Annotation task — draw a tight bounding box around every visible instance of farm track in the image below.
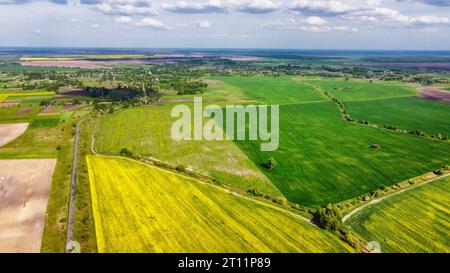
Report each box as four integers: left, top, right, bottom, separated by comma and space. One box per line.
65, 118, 87, 253
342, 172, 450, 223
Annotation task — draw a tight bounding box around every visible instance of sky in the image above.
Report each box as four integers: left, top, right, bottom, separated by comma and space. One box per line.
0, 0, 449, 50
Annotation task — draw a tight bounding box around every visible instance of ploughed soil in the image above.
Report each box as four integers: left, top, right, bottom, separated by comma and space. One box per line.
417, 87, 450, 103
17, 108, 32, 114
0, 159, 57, 253
20, 59, 179, 69
42, 105, 55, 113
0, 101, 20, 108
0, 123, 28, 147
63, 104, 85, 111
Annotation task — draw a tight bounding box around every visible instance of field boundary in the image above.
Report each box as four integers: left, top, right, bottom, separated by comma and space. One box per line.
90, 123, 315, 221
92, 148, 314, 227
310, 83, 449, 143
342, 172, 450, 223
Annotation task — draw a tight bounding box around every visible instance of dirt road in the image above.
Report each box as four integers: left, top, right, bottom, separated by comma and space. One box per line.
343, 173, 450, 223
65, 119, 87, 253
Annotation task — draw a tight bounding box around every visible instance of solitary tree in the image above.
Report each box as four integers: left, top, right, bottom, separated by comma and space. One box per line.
264, 157, 277, 170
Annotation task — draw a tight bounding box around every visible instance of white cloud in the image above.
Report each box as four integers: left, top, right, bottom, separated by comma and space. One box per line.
236, 0, 281, 14
287, 0, 356, 16
115, 16, 132, 24
358, 15, 377, 22
305, 16, 327, 25
353, 7, 449, 25
412, 15, 449, 24
196, 19, 211, 28
399, 0, 450, 7
161, 0, 228, 13
135, 17, 172, 30
262, 16, 357, 32
96, 1, 158, 15
299, 25, 358, 32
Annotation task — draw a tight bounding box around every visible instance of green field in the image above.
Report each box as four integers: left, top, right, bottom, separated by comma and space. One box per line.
233, 102, 450, 206
163, 78, 251, 103
211, 76, 328, 104
87, 155, 353, 253
347, 176, 450, 253
304, 79, 418, 101
96, 76, 450, 206
95, 105, 280, 196
345, 97, 450, 136
30, 117, 61, 128
0, 106, 40, 123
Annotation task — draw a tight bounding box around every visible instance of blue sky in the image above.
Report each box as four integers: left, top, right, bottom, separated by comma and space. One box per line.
0, 0, 449, 49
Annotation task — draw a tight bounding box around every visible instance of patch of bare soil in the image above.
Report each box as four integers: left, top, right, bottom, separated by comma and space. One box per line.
0, 123, 28, 147
62, 104, 84, 111
20, 60, 104, 69
417, 87, 450, 103
57, 89, 85, 96
204, 80, 224, 85
0, 101, 20, 108
20, 60, 152, 69
17, 108, 31, 114
42, 105, 55, 113
0, 159, 57, 253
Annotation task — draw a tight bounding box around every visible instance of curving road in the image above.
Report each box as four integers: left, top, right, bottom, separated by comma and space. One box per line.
342, 172, 450, 223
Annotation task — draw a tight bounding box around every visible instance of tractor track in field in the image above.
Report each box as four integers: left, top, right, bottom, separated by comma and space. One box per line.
342, 172, 450, 223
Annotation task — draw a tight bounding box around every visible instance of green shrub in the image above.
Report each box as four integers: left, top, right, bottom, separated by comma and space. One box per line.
264, 157, 277, 170
176, 165, 186, 172
120, 148, 133, 157
247, 188, 263, 197
273, 196, 288, 206
313, 204, 343, 232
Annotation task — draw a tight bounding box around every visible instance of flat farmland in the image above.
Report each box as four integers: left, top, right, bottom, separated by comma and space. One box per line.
0, 159, 57, 252
0, 123, 28, 147
210, 76, 328, 104
0, 106, 40, 123
95, 105, 280, 196
345, 97, 450, 136
234, 102, 450, 206
163, 78, 252, 104
87, 155, 353, 253
305, 79, 418, 101
347, 176, 450, 253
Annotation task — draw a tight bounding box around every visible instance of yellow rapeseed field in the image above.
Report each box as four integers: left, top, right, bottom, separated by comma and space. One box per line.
348, 176, 450, 253
87, 155, 354, 253
0, 95, 7, 103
